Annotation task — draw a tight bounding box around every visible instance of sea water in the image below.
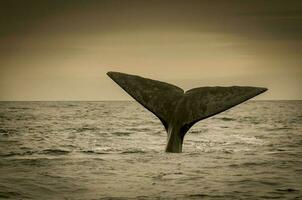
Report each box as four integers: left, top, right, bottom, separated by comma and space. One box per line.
0, 101, 301, 199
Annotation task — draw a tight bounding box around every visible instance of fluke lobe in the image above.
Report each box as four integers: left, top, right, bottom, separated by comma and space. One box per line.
107, 71, 267, 153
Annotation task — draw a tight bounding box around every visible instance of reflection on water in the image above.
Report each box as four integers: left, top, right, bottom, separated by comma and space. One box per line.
0, 101, 301, 199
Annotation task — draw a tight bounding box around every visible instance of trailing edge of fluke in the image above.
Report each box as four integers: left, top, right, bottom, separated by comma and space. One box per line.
107, 71, 267, 153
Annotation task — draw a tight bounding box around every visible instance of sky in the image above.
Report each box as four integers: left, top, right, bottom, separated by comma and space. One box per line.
0, 0, 301, 100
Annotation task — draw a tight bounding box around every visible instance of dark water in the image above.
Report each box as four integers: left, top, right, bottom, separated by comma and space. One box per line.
0, 101, 301, 199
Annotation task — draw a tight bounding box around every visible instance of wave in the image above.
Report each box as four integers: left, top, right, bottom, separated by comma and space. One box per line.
76, 126, 100, 132
0, 191, 23, 199
41, 149, 70, 155
187, 194, 235, 199
0, 128, 18, 135
1, 149, 71, 157
216, 117, 236, 121
126, 127, 152, 132
189, 129, 208, 134
0, 151, 35, 157
111, 131, 132, 136
276, 188, 299, 192
187, 194, 210, 198
8, 107, 31, 110
121, 149, 146, 154
81, 150, 109, 155
265, 127, 293, 132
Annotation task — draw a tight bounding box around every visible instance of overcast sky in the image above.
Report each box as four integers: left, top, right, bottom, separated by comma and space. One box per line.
0, 0, 301, 100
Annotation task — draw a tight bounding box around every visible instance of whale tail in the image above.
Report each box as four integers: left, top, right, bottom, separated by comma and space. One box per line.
107, 71, 267, 152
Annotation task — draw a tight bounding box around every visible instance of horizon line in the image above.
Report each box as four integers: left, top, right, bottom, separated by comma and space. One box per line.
0, 99, 301, 102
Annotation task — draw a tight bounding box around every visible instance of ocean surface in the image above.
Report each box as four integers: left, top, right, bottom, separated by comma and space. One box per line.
0, 101, 301, 200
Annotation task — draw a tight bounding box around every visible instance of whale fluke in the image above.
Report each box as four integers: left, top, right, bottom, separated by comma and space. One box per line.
107, 71, 184, 130
107, 71, 267, 153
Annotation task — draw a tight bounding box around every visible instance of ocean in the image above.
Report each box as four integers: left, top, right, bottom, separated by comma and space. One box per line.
0, 101, 301, 199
